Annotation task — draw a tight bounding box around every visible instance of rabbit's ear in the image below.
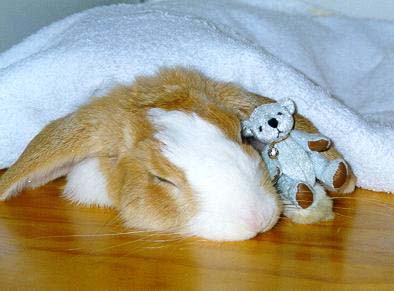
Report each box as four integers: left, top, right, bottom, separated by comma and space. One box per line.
0, 113, 103, 201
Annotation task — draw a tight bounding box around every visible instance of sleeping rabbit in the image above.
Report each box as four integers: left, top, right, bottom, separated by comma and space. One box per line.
0, 67, 356, 241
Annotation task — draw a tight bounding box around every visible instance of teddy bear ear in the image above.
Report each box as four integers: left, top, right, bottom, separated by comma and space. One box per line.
280, 99, 296, 114
241, 120, 254, 137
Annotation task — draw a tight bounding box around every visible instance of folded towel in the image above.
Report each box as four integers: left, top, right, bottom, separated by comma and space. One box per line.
0, 0, 393, 192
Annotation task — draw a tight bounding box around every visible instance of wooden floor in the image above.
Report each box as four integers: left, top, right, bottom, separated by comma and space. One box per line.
0, 177, 393, 290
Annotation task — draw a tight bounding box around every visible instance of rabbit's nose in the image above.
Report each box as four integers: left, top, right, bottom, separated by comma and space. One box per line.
240, 210, 264, 233
268, 118, 278, 128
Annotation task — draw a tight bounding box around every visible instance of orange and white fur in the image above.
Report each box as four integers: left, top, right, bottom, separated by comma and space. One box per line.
0, 68, 356, 241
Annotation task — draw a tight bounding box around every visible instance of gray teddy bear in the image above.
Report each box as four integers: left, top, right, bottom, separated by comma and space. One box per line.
242, 99, 348, 223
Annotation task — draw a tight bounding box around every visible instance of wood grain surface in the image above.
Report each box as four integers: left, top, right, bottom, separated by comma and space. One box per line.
0, 176, 393, 290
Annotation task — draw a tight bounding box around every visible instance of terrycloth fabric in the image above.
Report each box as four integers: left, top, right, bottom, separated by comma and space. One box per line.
0, 0, 393, 192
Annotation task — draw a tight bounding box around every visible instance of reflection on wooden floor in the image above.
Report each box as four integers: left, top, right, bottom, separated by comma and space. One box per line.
0, 176, 393, 289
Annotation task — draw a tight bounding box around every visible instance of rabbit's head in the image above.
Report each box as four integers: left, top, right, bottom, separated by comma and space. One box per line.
0, 68, 281, 241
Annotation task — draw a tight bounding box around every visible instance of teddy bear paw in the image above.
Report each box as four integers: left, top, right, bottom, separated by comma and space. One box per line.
296, 183, 314, 209
338, 170, 357, 194
308, 139, 330, 152
333, 161, 348, 189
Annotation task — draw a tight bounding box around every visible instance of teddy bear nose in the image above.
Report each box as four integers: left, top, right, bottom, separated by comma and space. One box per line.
268, 118, 278, 128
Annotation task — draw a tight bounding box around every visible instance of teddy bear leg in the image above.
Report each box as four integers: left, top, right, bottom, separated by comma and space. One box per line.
338, 170, 357, 194
276, 176, 313, 209
320, 159, 348, 190
283, 183, 334, 224
309, 152, 348, 190
295, 183, 314, 209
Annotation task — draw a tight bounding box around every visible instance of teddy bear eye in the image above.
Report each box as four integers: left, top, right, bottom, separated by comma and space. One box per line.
277, 112, 283, 115
259, 126, 263, 132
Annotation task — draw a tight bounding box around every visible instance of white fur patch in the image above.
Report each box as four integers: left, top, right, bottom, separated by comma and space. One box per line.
149, 109, 279, 241
64, 158, 112, 207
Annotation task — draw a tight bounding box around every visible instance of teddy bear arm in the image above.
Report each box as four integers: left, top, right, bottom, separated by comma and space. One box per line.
291, 117, 354, 192
276, 175, 298, 202
291, 130, 331, 152
292, 111, 342, 159
261, 152, 280, 178
308, 138, 331, 152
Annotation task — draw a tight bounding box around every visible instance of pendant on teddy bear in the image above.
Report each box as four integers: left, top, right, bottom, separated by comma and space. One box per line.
267, 144, 279, 159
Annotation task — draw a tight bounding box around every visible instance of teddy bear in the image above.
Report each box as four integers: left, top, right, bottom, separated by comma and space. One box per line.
242, 99, 349, 224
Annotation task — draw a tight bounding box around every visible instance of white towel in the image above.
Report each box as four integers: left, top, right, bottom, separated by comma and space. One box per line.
0, 0, 393, 192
